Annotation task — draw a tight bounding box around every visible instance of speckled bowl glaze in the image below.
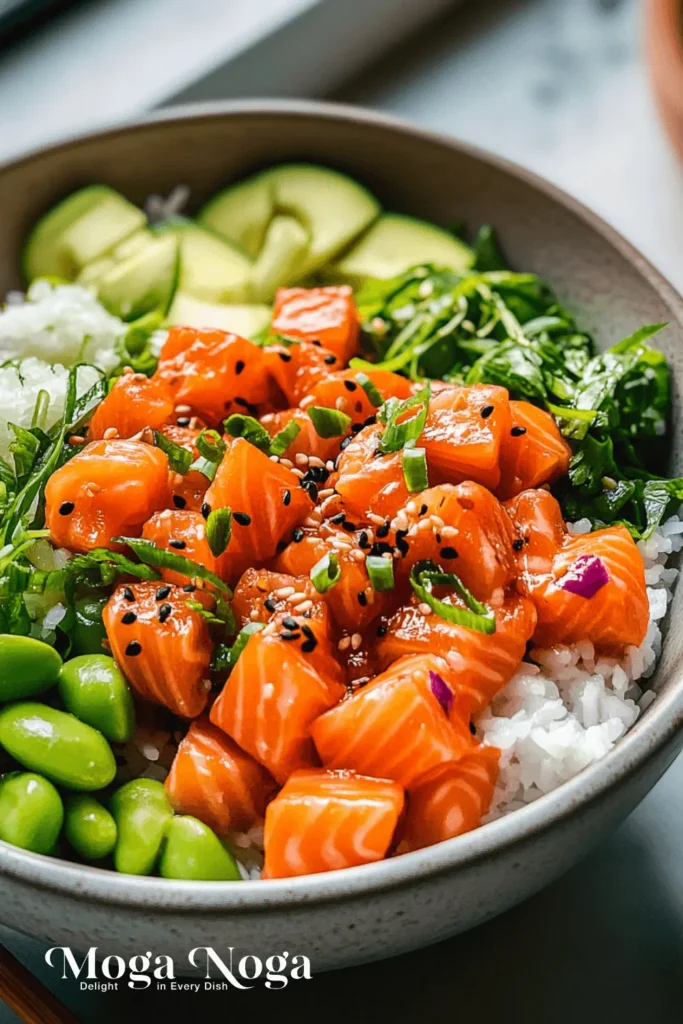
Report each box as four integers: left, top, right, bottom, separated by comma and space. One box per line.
1, 101, 683, 973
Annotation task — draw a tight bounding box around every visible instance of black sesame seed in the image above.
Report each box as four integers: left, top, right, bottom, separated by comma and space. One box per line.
340, 436, 353, 451
358, 531, 370, 549
177, 417, 191, 427
302, 481, 318, 502
370, 541, 393, 557
419, 504, 428, 517
292, 527, 304, 542
363, 415, 377, 428
301, 624, 315, 641
311, 339, 322, 347
324, 354, 336, 365
201, 503, 211, 519
182, 583, 197, 592
301, 638, 317, 653
59, 501, 75, 516
357, 592, 368, 607
480, 405, 494, 419
278, 352, 292, 363
169, 539, 186, 549
282, 616, 299, 631
435, 533, 441, 545
511, 426, 527, 437
173, 495, 187, 509
351, 423, 364, 434
469, 721, 477, 736
342, 520, 356, 533
344, 380, 358, 392
395, 537, 410, 557
440, 546, 459, 560
512, 538, 524, 551
158, 603, 172, 624
264, 598, 277, 613
331, 513, 346, 525
156, 585, 172, 601
280, 631, 301, 641
125, 640, 142, 657
234, 512, 252, 526
376, 523, 390, 539
396, 528, 409, 541
234, 397, 258, 416
121, 611, 137, 625
123, 587, 135, 602
276, 540, 287, 553
235, 360, 245, 375
282, 489, 291, 507
376, 624, 387, 638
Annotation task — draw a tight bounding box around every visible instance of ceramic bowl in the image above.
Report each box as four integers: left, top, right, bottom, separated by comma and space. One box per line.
1, 101, 683, 973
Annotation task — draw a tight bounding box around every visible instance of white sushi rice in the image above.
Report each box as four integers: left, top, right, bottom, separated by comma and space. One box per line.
477, 516, 683, 819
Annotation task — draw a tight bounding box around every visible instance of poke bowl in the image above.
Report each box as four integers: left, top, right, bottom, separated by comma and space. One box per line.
0, 100, 683, 972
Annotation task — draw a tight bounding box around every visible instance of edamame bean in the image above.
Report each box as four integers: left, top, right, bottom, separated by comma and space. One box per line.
111, 778, 173, 876
0, 772, 64, 854
64, 794, 117, 860
58, 654, 134, 744
70, 595, 108, 656
0, 703, 116, 790
0, 635, 62, 701
159, 815, 241, 881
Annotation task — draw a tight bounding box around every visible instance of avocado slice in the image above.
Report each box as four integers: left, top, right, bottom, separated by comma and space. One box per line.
83, 231, 179, 321
250, 215, 309, 302
154, 218, 252, 303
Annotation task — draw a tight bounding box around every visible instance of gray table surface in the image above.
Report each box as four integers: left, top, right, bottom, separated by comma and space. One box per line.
4, 0, 683, 1020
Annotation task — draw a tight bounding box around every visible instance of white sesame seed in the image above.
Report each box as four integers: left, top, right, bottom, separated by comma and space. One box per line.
279, 458, 294, 469
291, 469, 305, 479
68, 435, 85, 446
308, 456, 325, 469
274, 586, 295, 599
288, 591, 308, 605
317, 488, 335, 500
418, 519, 432, 532
405, 501, 418, 516
102, 427, 119, 440
350, 549, 365, 562
418, 603, 432, 617
295, 600, 313, 614
270, 455, 280, 462
351, 633, 363, 650
304, 516, 322, 528
202, 678, 212, 692
367, 513, 386, 526
325, 461, 336, 472
338, 636, 351, 651
440, 526, 458, 539
249, 609, 261, 621
429, 515, 444, 529
335, 397, 346, 411
295, 453, 309, 467
175, 404, 192, 414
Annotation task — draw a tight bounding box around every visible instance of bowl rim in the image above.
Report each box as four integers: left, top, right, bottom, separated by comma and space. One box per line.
2, 97, 683, 912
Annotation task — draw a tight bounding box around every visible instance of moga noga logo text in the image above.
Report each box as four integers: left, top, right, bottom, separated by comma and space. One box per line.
45, 946, 312, 991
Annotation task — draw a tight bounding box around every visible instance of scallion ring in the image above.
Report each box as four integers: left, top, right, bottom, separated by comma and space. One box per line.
307, 406, 352, 439
310, 552, 341, 593
409, 560, 496, 633
366, 554, 395, 592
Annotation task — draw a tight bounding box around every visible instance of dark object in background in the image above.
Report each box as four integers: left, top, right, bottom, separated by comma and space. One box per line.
0, 0, 92, 47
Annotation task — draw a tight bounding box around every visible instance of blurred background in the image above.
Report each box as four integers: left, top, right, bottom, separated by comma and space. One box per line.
3, 0, 683, 1020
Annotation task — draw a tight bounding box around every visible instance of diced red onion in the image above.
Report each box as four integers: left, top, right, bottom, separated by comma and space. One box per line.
429, 670, 453, 715
557, 554, 610, 599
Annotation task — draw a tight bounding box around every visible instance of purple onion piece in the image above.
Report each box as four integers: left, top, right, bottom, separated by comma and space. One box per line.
557, 554, 610, 599
429, 670, 454, 715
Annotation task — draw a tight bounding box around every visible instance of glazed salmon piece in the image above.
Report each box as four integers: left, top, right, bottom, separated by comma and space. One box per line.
522, 527, 649, 652
333, 424, 410, 522
142, 509, 231, 585
300, 369, 414, 426
155, 327, 279, 425
507, 489, 649, 651
505, 488, 566, 569
159, 424, 209, 513
420, 384, 511, 490
210, 629, 345, 784
202, 438, 313, 578
311, 655, 473, 788
496, 401, 571, 500
376, 593, 537, 717
401, 747, 500, 852
104, 581, 211, 718
260, 407, 342, 464
88, 372, 174, 440
266, 340, 340, 407
262, 769, 404, 879
45, 439, 171, 554
272, 285, 359, 365
394, 481, 518, 601
273, 524, 395, 633
165, 717, 277, 835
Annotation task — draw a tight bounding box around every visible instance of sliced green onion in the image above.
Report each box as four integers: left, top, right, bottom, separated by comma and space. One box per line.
206, 507, 232, 557
310, 552, 341, 593
269, 419, 301, 457
366, 554, 395, 592
31, 390, 50, 431
307, 406, 352, 439
113, 536, 232, 595
190, 429, 226, 481
378, 383, 431, 454
402, 445, 428, 492
354, 372, 383, 408
154, 430, 192, 475
224, 413, 271, 453
409, 560, 496, 634
211, 621, 264, 673
66, 548, 161, 585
